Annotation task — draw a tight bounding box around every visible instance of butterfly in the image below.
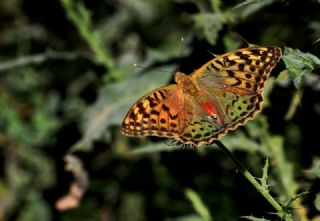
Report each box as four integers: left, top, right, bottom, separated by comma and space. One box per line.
121, 46, 282, 147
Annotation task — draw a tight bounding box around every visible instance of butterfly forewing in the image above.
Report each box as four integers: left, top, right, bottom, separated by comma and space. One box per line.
194, 47, 282, 95
121, 85, 185, 139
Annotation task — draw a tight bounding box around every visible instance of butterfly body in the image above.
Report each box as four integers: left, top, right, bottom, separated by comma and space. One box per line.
122, 46, 282, 147
175, 71, 222, 124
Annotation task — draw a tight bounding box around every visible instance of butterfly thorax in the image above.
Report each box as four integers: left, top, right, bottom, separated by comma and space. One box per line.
175, 71, 219, 122
175, 71, 198, 96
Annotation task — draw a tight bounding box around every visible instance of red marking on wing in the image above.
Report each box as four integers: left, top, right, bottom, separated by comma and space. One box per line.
201, 101, 216, 116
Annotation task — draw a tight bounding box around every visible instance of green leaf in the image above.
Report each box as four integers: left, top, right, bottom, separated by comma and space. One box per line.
0, 51, 87, 73
118, 193, 145, 221
283, 191, 309, 210
147, 33, 191, 62
185, 188, 212, 221
16, 191, 51, 221
231, 0, 275, 20
284, 90, 302, 121
261, 158, 269, 190
60, 0, 119, 79
165, 214, 205, 221
72, 66, 174, 152
266, 135, 299, 199
315, 193, 320, 212
241, 216, 271, 221
210, 0, 222, 13
282, 47, 320, 88
309, 157, 320, 179
193, 13, 223, 45
218, 132, 261, 153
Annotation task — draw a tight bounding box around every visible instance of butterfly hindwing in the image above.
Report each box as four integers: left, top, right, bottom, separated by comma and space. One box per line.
174, 86, 263, 146
176, 93, 224, 145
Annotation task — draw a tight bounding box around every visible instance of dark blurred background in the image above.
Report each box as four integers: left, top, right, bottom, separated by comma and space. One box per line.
0, 0, 320, 220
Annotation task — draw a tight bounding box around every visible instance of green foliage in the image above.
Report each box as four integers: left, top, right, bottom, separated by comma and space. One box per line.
193, 13, 224, 45
309, 157, 320, 179
282, 47, 320, 88
73, 66, 174, 152
232, 0, 276, 20
260, 158, 269, 191
242, 216, 271, 221
185, 188, 212, 221
60, 0, 120, 81
1, 0, 320, 221
315, 193, 320, 212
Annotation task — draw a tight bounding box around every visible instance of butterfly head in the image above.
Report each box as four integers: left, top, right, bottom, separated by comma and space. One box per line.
175, 71, 199, 96
174, 71, 187, 84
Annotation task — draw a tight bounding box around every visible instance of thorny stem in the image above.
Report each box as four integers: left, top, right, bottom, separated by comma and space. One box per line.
214, 140, 294, 221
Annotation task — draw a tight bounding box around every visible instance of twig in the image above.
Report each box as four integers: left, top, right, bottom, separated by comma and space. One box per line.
214, 140, 294, 221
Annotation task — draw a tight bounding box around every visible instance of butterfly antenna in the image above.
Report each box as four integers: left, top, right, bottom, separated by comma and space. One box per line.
206, 49, 218, 58
178, 37, 184, 71
133, 64, 171, 74
236, 34, 258, 48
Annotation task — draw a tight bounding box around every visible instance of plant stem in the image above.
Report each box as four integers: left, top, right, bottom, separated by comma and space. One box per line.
214, 140, 293, 221
60, 0, 121, 81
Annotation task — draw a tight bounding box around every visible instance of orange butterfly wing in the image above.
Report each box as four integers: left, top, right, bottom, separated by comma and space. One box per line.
121, 85, 185, 139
